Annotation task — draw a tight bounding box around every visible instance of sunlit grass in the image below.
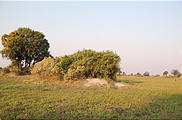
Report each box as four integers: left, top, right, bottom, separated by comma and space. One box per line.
0, 75, 182, 119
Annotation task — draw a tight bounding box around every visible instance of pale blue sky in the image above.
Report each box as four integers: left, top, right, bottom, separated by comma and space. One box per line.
0, 1, 182, 75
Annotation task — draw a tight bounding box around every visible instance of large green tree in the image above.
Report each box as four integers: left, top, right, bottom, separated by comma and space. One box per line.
0, 28, 51, 71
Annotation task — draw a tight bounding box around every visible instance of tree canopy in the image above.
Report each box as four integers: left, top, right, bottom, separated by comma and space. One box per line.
163, 71, 168, 76
0, 27, 51, 71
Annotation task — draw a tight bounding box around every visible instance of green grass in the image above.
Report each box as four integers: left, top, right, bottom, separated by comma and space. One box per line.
0, 75, 182, 119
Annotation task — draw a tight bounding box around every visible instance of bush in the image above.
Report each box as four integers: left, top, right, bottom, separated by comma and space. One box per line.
136, 72, 141, 76
143, 72, 150, 76
2, 67, 10, 74
56, 50, 120, 80
64, 66, 86, 80
171, 69, 181, 77
31, 57, 60, 77
31, 50, 120, 80
176, 73, 181, 77
0, 67, 2, 69
9, 62, 19, 73
2, 61, 31, 75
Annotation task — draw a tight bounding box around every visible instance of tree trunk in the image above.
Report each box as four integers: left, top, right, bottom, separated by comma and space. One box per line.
18, 61, 21, 72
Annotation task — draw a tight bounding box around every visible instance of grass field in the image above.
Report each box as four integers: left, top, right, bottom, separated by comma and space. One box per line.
0, 74, 182, 119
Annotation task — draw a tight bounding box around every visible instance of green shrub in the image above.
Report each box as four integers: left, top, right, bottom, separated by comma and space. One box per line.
56, 55, 75, 74
0, 67, 2, 69
31, 50, 120, 80
31, 57, 58, 77
64, 66, 86, 80
56, 49, 120, 80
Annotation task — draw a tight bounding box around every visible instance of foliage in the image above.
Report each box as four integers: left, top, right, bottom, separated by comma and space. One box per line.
31, 57, 59, 77
171, 69, 181, 77
8, 61, 19, 73
0, 27, 51, 71
56, 50, 120, 80
136, 72, 141, 76
0, 67, 2, 69
163, 71, 168, 76
117, 69, 122, 76
64, 66, 86, 80
143, 72, 150, 76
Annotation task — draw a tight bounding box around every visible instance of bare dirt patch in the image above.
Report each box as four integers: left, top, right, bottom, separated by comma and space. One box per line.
84, 78, 126, 88
84, 78, 110, 87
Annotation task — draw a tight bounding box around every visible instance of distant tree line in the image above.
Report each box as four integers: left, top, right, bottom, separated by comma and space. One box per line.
118, 70, 181, 77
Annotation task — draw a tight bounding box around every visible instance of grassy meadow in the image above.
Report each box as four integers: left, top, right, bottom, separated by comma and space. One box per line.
0, 74, 182, 119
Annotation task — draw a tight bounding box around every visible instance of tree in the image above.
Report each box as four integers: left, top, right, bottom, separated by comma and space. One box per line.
0, 28, 51, 71
136, 72, 141, 76
122, 72, 126, 76
171, 69, 181, 77
163, 71, 168, 76
143, 72, 150, 76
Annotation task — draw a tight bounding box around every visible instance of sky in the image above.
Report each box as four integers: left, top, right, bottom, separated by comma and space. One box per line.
0, 1, 182, 75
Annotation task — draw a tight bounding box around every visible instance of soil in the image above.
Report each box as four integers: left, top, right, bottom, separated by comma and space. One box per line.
84, 78, 126, 88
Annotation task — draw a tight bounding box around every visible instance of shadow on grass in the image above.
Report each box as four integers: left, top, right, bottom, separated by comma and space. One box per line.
116, 79, 143, 84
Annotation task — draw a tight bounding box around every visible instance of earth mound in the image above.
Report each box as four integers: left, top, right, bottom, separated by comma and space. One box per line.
84, 78, 126, 88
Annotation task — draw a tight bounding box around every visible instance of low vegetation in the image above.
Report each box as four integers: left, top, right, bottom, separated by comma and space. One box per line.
31, 50, 120, 80
143, 72, 150, 76
171, 69, 181, 77
0, 75, 182, 119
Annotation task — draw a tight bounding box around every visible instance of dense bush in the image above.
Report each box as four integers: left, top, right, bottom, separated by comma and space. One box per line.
64, 66, 86, 80
56, 50, 120, 80
31, 50, 120, 80
31, 57, 59, 77
143, 72, 150, 76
